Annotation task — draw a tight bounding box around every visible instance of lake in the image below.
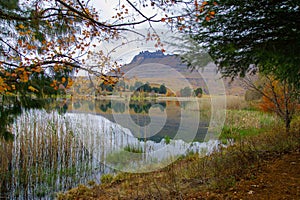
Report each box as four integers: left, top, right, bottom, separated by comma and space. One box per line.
0, 98, 224, 199
69, 99, 212, 142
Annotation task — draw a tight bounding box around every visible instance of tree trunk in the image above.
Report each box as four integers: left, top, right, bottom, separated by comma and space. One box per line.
285, 116, 291, 134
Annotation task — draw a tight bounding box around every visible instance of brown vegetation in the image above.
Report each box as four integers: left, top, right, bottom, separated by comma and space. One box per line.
57, 123, 300, 199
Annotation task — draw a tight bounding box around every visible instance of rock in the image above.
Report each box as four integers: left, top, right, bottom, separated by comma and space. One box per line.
247, 190, 254, 195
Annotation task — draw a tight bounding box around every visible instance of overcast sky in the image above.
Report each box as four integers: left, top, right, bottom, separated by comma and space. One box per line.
89, 1, 183, 64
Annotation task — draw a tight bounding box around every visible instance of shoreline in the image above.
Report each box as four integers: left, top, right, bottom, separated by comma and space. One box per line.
70, 94, 229, 102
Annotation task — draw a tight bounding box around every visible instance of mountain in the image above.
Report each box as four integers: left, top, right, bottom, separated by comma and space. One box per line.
121, 50, 216, 73
118, 50, 246, 96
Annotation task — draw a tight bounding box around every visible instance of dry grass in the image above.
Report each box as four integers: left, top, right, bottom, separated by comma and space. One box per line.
0, 110, 97, 199
225, 96, 249, 110
57, 123, 300, 199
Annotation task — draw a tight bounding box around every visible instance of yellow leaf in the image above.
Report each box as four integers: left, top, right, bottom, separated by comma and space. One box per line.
28, 86, 38, 92
66, 78, 73, 89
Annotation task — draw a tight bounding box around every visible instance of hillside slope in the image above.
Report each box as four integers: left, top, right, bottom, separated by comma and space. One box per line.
118, 50, 246, 96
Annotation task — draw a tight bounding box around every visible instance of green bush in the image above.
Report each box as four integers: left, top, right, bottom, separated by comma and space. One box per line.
164, 135, 171, 144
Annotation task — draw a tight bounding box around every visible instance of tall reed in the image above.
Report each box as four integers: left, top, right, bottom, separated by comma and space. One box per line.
0, 109, 107, 199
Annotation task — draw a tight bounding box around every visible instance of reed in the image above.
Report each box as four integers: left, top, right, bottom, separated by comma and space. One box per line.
0, 109, 101, 199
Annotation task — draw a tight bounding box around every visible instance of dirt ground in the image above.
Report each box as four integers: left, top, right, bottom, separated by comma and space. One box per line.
58, 148, 300, 200
187, 150, 300, 200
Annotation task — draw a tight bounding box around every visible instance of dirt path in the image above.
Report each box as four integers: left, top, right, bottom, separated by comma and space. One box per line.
188, 151, 300, 200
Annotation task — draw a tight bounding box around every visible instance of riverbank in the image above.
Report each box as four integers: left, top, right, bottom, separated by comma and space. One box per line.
71, 93, 217, 102
57, 123, 300, 199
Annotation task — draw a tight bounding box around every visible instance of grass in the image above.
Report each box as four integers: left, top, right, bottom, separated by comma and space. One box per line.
105, 144, 145, 172
100, 174, 114, 184
226, 96, 250, 110
123, 144, 144, 153
225, 109, 278, 129
219, 109, 279, 144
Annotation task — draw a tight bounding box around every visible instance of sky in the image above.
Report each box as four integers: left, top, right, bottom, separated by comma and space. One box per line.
73, 0, 191, 77
90, 0, 184, 64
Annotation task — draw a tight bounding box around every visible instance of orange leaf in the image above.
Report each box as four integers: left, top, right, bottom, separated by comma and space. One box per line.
61, 77, 66, 83
18, 39, 22, 46
18, 24, 25, 29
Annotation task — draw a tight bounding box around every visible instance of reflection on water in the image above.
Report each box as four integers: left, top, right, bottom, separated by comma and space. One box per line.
68, 99, 211, 142
0, 98, 216, 199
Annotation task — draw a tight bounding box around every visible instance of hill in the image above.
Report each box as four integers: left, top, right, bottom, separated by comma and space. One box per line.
118, 50, 246, 96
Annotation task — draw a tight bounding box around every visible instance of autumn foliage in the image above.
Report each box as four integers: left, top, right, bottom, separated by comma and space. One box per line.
259, 78, 298, 110
256, 76, 299, 131
0, 0, 135, 96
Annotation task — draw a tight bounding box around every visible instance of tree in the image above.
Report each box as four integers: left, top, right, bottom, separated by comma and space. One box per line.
100, 82, 113, 93
0, 0, 91, 95
180, 86, 192, 97
175, 0, 300, 90
159, 84, 167, 94
194, 87, 203, 97
139, 82, 152, 93
244, 75, 300, 133
151, 87, 160, 93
